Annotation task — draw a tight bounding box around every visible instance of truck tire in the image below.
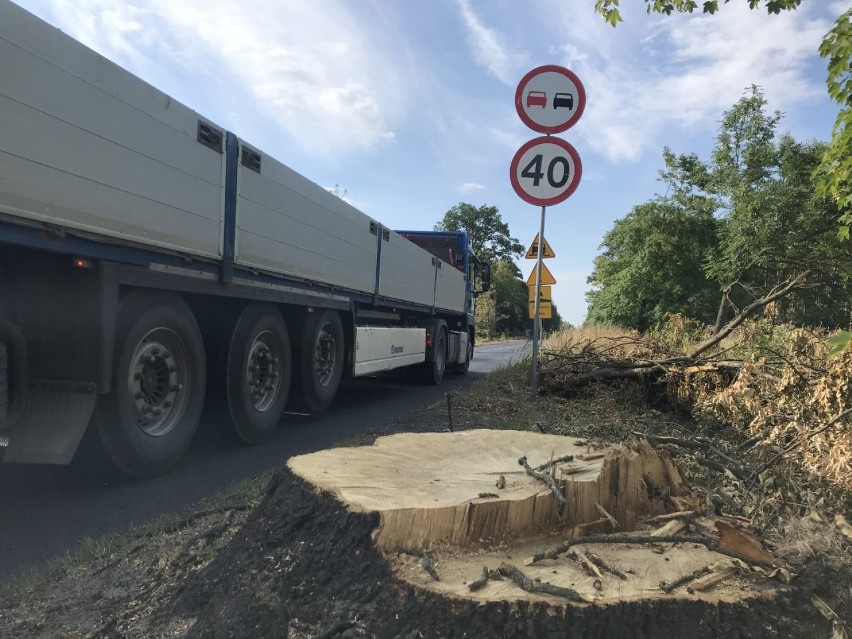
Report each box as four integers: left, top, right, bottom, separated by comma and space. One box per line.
291, 309, 344, 413
453, 332, 473, 375
224, 303, 292, 444
421, 325, 447, 385
89, 291, 206, 477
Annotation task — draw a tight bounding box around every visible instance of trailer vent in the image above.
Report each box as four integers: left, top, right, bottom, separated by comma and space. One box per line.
370, 221, 378, 235
382, 229, 390, 242
197, 121, 224, 153
241, 147, 262, 173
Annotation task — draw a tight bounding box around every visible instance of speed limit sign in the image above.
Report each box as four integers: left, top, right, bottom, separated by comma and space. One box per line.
509, 136, 582, 206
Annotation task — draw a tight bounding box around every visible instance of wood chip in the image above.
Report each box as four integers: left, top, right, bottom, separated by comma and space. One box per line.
835, 513, 852, 540
557, 465, 585, 477
568, 550, 604, 580
714, 519, 777, 565
595, 503, 619, 530
643, 510, 699, 525
576, 452, 606, 461
651, 519, 687, 537
691, 562, 738, 592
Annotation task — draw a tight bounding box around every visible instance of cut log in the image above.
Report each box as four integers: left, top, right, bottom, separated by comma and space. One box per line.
288, 430, 684, 550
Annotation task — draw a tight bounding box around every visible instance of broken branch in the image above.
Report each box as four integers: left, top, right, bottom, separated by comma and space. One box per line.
526, 533, 776, 569
660, 566, 711, 593
583, 549, 627, 580
468, 566, 489, 592
498, 562, 585, 602
518, 455, 566, 515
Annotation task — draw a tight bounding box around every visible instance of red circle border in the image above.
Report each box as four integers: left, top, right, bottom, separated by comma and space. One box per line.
514, 65, 586, 134
510, 136, 583, 207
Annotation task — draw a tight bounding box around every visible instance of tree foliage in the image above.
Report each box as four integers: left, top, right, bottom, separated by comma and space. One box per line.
435, 203, 524, 266
815, 9, 852, 240
594, 2, 851, 240
477, 261, 564, 337
587, 90, 852, 331
673, 89, 851, 327
586, 198, 719, 331
594, 0, 801, 27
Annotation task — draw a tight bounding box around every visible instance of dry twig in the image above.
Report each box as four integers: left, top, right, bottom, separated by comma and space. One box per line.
518, 455, 566, 515
498, 562, 585, 602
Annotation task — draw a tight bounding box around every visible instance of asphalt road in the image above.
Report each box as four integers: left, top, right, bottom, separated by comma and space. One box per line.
0, 340, 528, 580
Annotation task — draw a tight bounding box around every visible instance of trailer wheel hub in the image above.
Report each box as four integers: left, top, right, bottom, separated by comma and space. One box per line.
128, 328, 189, 437
314, 323, 337, 387
247, 331, 282, 412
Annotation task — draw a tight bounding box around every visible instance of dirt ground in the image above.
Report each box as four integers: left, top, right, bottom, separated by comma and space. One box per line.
0, 390, 847, 638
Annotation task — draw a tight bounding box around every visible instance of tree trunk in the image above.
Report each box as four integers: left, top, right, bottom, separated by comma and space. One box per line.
713, 291, 731, 335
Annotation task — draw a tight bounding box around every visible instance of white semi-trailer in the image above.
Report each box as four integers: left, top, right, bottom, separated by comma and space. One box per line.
0, 1, 489, 476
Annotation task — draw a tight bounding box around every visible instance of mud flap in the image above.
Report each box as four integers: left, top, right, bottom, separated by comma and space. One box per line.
2, 380, 97, 464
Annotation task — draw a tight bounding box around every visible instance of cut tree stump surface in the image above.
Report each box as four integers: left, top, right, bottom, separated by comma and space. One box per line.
286, 430, 782, 608
288, 430, 684, 550
170, 454, 819, 638
392, 537, 759, 604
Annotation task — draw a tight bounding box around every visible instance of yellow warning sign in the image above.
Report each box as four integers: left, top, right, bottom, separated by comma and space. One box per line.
526, 263, 557, 286
528, 285, 552, 318
524, 233, 556, 259
529, 300, 552, 319
528, 285, 551, 303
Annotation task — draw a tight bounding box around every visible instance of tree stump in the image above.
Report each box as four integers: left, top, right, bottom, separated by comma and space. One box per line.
288, 430, 684, 551
174, 429, 823, 638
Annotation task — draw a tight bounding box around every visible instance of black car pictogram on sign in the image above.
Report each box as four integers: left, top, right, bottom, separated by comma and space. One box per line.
553, 92, 573, 109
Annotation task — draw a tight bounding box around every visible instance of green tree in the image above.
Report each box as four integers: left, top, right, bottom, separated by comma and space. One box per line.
475, 292, 497, 340
490, 261, 529, 335
594, 2, 852, 240
587, 89, 852, 332
666, 89, 852, 327
815, 9, 852, 240
585, 197, 720, 331
436, 203, 524, 266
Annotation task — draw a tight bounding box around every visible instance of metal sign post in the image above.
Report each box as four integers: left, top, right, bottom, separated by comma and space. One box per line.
531, 204, 546, 396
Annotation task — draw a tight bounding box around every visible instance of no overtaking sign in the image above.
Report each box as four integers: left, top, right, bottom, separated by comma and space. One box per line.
515, 65, 586, 134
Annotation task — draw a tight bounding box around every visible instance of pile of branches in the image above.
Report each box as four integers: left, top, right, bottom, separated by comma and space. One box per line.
541, 274, 815, 394
538, 273, 852, 496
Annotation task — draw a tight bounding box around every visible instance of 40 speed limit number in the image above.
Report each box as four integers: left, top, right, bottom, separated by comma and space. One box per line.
509, 136, 582, 207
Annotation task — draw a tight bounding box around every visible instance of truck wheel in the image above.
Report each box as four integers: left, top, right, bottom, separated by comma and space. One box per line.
291, 309, 344, 413
225, 303, 291, 444
453, 333, 473, 375
90, 291, 206, 477
421, 326, 447, 385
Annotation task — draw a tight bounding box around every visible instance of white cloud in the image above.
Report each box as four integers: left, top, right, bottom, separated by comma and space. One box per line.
457, 0, 528, 85
552, 4, 831, 162
456, 182, 486, 194
44, 0, 404, 157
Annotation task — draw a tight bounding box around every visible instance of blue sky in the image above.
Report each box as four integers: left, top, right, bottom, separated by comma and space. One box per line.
12, 0, 849, 325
